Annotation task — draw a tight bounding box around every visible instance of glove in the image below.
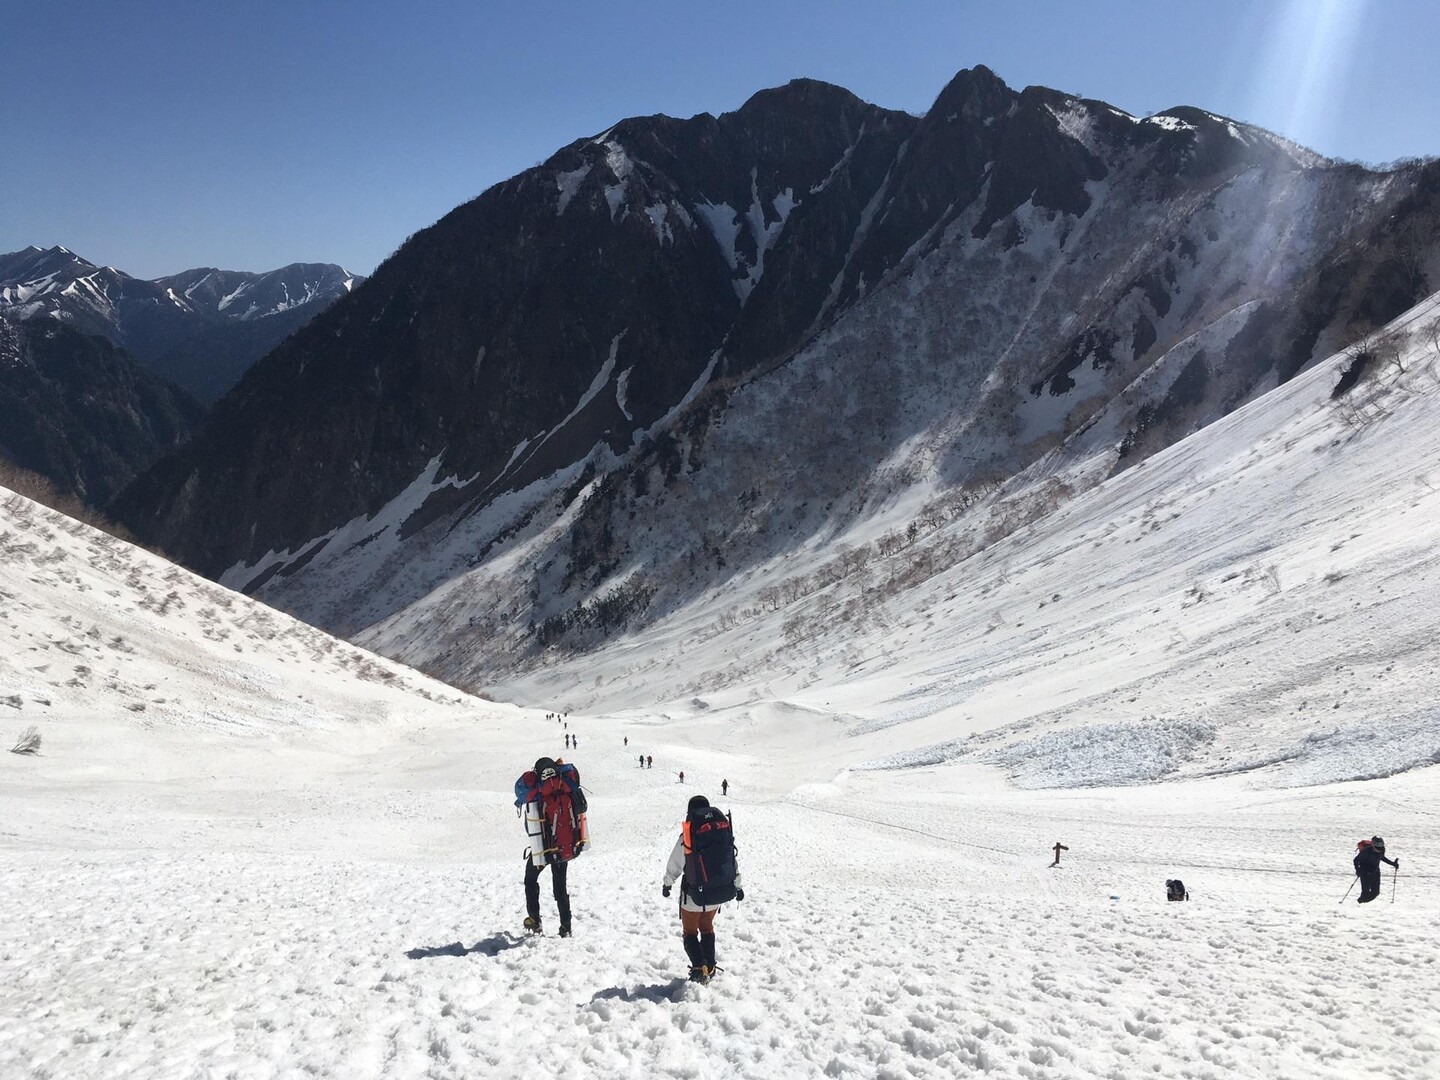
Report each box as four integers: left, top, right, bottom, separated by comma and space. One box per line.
662, 884, 672, 898
735, 888, 745, 902
1393, 859, 1400, 869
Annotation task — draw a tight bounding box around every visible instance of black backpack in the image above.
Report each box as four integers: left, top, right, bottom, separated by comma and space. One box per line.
1166, 879, 1188, 901
683, 807, 738, 905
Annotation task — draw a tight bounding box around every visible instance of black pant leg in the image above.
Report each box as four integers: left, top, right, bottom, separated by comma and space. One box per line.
552, 860, 572, 927
524, 860, 542, 919
1358, 873, 1381, 902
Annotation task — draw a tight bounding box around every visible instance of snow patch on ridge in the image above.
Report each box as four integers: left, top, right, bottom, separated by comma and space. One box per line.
1145, 114, 1196, 133
602, 141, 634, 221
567, 332, 624, 429
811, 127, 864, 195
220, 454, 476, 595
695, 179, 799, 303
643, 203, 673, 244
694, 201, 741, 271
556, 164, 591, 215
1047, 101, 1100, 152
616, 366, 634, 421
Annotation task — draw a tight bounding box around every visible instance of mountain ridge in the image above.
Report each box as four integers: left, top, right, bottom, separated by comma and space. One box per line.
0, 317, 202, 506
109, 67, 1440, 691
0, 246, 361, 403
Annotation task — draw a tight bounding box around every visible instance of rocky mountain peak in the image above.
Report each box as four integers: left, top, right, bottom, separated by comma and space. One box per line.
927, 64, 1014, 123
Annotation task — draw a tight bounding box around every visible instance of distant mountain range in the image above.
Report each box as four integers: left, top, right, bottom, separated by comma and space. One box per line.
109, 67, 1440, 694
0, 246, 360, 403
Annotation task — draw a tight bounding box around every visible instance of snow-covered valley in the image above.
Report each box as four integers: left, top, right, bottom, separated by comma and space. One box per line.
4, 297, 1440, 1078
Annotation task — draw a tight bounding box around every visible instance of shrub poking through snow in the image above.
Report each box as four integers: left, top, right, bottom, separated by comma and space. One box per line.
10, 725, 40, 755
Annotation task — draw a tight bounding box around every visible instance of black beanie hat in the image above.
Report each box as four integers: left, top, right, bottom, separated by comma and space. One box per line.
687, 794, 710, 816
535, 757, 558, 778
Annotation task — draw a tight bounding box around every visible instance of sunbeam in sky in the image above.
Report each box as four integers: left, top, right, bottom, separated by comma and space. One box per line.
1249, 0, 1366, 156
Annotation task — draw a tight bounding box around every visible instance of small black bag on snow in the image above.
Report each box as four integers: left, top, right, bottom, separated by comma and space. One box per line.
683, 807, 738, 905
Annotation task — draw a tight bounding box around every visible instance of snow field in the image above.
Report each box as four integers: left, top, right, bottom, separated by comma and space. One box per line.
5, 719, 1438, 1080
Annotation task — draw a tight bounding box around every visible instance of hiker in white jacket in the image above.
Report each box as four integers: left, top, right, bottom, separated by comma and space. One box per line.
662, 794, 743, 982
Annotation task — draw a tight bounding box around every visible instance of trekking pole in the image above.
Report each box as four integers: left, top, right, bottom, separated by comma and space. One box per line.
1339, 876, 1358, 904
1391, 865, 1399, 903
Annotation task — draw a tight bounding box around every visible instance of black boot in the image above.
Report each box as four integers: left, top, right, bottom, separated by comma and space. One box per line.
683, 934, 704, 980
700, 932, 718, 978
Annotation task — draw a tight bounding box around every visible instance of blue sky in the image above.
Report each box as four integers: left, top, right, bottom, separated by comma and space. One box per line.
3, 0, 1434, 279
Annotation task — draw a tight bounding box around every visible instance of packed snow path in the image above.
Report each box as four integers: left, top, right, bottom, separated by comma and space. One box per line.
4, 722, 1437, 1080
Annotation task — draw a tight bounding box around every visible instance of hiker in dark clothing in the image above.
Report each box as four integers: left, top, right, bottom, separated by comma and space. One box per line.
639, 753, 645, 767
721, 779, 728, 797
1354, 836, 1399, 903
647, 755, 653, 769
663, 794, 743, 982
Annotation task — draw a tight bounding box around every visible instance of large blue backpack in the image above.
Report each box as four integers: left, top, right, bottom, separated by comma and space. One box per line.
683, 807, 737, 905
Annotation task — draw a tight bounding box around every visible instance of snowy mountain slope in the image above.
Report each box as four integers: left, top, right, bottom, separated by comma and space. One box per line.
318, 154, 1428, 678
4, 477, 1439, 1078
0, 246, 360, 402
112, 70, 1440, 694
0, 486, 475, 750
424, 293, 1440, 791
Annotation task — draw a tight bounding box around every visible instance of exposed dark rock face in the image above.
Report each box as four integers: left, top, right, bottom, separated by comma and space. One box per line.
108, 68, 1440, 684
0, 247, 359, 403
0, 318, 202, 505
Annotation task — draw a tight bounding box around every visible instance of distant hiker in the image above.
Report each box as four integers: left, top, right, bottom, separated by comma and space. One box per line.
564, 733, 570, 749
1166, 879, 1189, 901
721, 779, 729, 797
1354, 836, 1399, 903
573, 736, 579, 749
679, 771, 685, 784
647, 755, 653, 769
514, 756, 588, 937
639, 753, 645, 768
625, 736, 629, 747
1051, 842, 1068, 867
662, 794, 743, 983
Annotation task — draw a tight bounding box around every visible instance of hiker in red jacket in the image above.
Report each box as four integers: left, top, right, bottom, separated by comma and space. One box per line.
515, 757, 588, 936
